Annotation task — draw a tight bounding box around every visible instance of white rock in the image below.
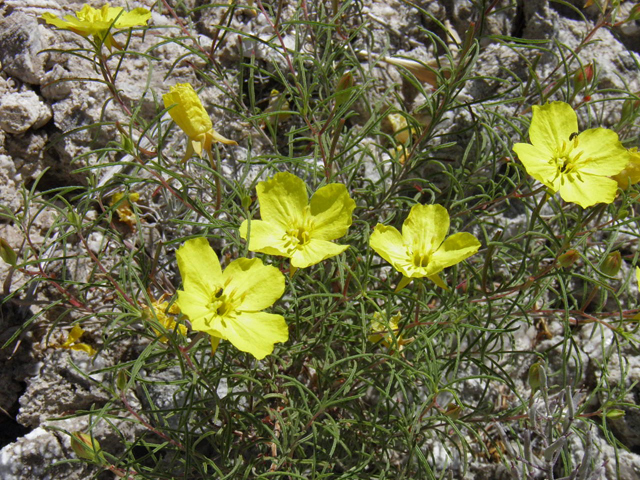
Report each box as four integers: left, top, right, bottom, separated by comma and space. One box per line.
0, 91, 52, 134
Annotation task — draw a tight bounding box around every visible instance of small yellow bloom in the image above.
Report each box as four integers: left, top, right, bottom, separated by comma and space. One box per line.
163, 83, 237, 163
61, 325, 97, 356
369, 204, 480, 289
385, 113, 413, 144
41, 4, 151, 51
613, 148, 640, 189
262, 89, 291, 127
513, 101, 630, 208
176, 238, 288, 360
109, 192, 140, 227
239, 172, 356, 269
143, 299, 186, 343
368, 312, 413, 350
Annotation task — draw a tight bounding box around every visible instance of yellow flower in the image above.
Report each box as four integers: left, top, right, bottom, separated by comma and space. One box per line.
385, 113, 413, 144
512, 101, 629, 208
239, 172, 356, 269
368, 312, 413, 350
613, 148, 640, 189
41, 3, 151, 51
61, 325, 97, 356
176, 238, 288, 360
163, 83, 237, 162
369, 204, 480, 289
143, 299, 186, 343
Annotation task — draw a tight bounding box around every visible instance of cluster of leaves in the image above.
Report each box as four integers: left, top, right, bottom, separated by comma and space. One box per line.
2, 1, 640, 479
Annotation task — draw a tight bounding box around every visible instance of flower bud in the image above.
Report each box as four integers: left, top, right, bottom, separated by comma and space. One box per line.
558, 249, 579, 268
443, 402, 462, 420
573, 63, 594, 92
621, 97, 640, 124
528, 361, 546, 393
335, 71, 354, 109
0, 238, 17, 266
116, 369, 129, 392
601, 251, 622, 277
604, 409, 626, 419
70, 432, 103, 462
626, 4, 640, 23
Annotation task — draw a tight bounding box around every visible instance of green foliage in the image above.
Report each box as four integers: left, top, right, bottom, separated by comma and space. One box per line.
3, 0, 640, 478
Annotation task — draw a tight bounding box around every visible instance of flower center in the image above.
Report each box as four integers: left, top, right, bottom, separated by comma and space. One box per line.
410, 249, 431, 269
206, 288, 234, 317
550, 137, 586, 184
285, 227, 311, 247
283, 210, 314, 252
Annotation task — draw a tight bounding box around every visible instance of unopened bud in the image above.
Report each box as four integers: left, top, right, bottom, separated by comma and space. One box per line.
626, 4, 640, 23
443, 402, 462, 420
116, 369, 129, 392
601, 251, 622, 277
558, 249, 579, 268
335, 71, 354, 108
573, 63, 594, 91
528, 361, 546, 393
70, 432, 102, 462
0, 238, 17, 266
604, 409, 625, 419
621, 97, 640, 124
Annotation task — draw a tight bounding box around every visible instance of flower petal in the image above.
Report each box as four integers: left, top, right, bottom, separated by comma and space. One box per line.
163, 83, 213, 140
114, 8, 152, 28
512, 142, 559, 191
573, 128, 630, 176
557, 172, 619, 208
529, 102, 578, 153
222, 258, 285, 311
217, 312, 289, 360
176, 288, 217, 333
256, 172, 307, 229
176, 237, 222, 303
429, 232, 481, 273
369, 224, 412, 276
402, 204, 449, 256
290, 239, 348, 268
309, 183, 356, 241
239, 219, 289, 257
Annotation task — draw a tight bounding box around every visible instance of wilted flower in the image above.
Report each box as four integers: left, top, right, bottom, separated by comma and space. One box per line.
143, 299, 186, 343
369, 204, 480, 290
368, 312, 413, 350
239, 172, 356, 269
110, 192, 139, 227
41, 3, 151, 51
612, 148, 640, 189
262, 89, 291, 127
163, 83, 237, 162
512, 101, 629, 208
176, 238, 288, 360
61, 325, 97, 356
